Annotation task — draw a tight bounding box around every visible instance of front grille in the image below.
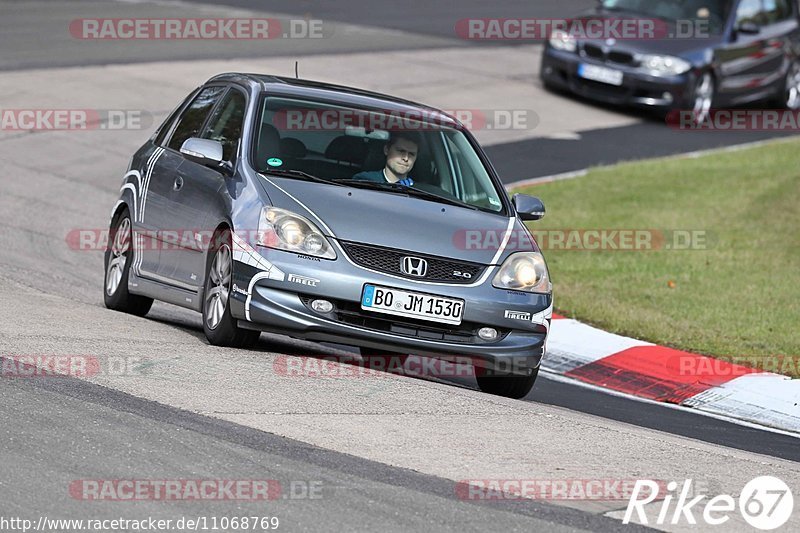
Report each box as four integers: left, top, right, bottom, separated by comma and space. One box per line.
608, 50, 635, 65
581, 44, 635, 66
339, 241, 485, 284
583, 43, 605, 60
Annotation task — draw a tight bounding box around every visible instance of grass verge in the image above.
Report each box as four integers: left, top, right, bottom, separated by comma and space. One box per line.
514, 138, 800, 376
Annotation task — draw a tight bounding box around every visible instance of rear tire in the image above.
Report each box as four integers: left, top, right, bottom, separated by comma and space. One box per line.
476, 366, 539, 399
202, 229, 260, 348
103, 207, 153, 317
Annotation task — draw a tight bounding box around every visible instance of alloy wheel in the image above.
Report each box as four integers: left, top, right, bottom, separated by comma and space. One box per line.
204, 243, 232, 330
785, 61, 800, 109
692, 73, 714, 123
105, 217, 130, 296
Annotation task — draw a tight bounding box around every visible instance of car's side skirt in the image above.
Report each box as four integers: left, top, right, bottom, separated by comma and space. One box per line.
129, 270, 203, 313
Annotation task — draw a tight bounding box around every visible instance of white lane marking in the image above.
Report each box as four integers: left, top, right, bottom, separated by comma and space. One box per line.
540, 371, 800, 439
506, 170, 588, 190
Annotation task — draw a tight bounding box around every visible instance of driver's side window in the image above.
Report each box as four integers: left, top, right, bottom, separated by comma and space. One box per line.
166, 85, 226, 153
201, 89, 247, 162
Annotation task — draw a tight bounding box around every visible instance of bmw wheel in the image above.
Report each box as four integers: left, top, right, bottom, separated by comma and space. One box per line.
775, 59, 800, 110
103, 207, 153, 316
202, 229, 261, 348
691, 72, 714, 124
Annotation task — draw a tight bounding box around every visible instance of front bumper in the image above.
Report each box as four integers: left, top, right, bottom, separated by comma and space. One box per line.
541, 46, 693, 109
230, 245, 551, 373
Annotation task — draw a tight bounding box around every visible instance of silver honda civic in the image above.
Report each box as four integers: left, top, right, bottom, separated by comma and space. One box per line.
104, 73, 552, 398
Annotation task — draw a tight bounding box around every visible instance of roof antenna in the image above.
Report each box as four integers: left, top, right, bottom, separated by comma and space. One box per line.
295, 61, 299, 79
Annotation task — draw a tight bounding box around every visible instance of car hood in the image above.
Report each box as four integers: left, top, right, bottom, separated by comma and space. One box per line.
258, 175, 532, 265
573, 11, 723, 58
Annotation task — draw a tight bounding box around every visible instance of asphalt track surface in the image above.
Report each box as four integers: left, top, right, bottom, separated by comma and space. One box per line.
486, 118, 800, 181
2, 375, 646, 532
1, 1, 799, 531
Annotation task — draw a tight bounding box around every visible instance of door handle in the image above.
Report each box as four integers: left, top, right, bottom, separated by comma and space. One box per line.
173, 176, 184, 191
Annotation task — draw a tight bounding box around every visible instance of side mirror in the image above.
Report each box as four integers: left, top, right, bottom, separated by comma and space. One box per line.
736, 21, 760, 35
512, 194, 546, 221
180, 138, 223, 167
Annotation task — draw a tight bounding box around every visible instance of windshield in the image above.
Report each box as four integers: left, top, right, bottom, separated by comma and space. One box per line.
601, 0, 730, 33
252, 96, 506, 213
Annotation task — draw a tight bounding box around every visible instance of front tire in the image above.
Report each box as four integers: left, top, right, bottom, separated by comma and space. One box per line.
202, 230, 260, 348
476, 367, 539, 399
103, 208, 153, 316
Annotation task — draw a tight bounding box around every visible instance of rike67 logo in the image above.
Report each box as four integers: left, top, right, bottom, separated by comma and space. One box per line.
624, 476, 793, 530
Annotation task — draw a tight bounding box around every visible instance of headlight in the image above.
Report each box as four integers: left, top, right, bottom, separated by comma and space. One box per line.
638, 54, 691, 76
549, 30, 577, 53
492, 252, 552, 294
257, 207, 336, 259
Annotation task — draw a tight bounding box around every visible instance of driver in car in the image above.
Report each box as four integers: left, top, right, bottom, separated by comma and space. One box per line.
352, 131, 419, 186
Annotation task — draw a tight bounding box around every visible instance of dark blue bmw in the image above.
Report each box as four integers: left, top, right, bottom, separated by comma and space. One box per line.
541, 0, 800, 120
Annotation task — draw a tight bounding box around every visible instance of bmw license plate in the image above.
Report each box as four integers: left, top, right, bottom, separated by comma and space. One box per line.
361, 285, 464, 325
578, 63, 624, 86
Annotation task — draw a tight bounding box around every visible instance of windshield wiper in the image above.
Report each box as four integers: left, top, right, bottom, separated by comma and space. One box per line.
402, 187, 479, 210
336, 179, 478, 210
335, 179, 412, 195
261, 169, 342, 186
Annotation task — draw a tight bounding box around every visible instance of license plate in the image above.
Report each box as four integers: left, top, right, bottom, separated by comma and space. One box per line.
578, 63, 624, 86
361, 285, 464, 325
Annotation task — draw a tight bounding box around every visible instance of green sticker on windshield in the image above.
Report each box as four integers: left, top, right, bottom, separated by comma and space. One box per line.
267, 158, 283, 167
